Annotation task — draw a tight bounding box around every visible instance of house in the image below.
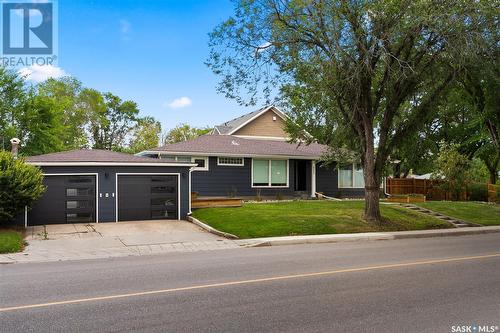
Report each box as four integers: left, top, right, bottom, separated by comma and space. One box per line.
139, 106, 365, 199
20, 149, 195, 226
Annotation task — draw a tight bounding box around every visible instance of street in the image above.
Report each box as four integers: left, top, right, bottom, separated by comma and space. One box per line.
1, 234, 499, 333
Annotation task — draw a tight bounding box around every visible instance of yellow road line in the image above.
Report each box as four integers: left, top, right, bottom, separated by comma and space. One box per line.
1, 253, 499, 313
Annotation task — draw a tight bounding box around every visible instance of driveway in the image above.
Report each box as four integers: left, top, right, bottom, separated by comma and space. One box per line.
2, 220, 255, 263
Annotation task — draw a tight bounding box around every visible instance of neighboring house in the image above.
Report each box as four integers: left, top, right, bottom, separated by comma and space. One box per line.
139, 106, 365, 199
19, 149, 194, 226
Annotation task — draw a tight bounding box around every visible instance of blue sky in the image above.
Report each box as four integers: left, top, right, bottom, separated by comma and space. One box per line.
26, 0, 255, 131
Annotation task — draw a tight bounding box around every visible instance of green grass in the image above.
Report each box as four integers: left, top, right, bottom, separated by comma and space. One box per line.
415, 201, 500, 226
0, 229, 24, 253
192, 201, 451, 238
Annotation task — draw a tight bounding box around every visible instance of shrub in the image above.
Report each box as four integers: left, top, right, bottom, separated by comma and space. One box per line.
0, 151, 45, 224
467, 183, 488, 202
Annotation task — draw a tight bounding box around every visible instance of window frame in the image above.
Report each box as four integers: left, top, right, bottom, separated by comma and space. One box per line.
159, 154, 208, 171
338, 163, 365, 189
217, 157, 245, 166
251, 159, 289, 188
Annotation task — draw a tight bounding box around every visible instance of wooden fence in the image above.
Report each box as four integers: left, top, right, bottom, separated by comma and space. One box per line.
385, 178, 453, 201
488, 184, 500, 203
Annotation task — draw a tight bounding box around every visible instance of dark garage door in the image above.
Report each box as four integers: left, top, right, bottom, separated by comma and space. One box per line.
117, 175, 178, 221
29, 175, 96, 226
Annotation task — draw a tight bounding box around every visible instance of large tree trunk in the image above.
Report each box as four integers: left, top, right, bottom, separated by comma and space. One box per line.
489, 168, 497, 185
362, 130, 382, 223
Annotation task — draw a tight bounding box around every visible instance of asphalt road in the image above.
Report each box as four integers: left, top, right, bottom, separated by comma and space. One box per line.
1, 234, 499, 333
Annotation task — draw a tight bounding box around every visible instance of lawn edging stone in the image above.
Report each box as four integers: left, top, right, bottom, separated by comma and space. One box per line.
187, 215, 239, 239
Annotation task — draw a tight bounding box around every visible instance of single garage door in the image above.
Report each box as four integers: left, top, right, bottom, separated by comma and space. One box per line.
117, 175, 179, 221
29, 175, 96, 225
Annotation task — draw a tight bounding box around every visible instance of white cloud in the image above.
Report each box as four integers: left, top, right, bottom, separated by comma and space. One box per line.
165, 97, 192, 109
18, 65, 66, 82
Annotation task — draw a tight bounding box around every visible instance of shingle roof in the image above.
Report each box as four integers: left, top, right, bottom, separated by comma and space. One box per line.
213, 106, 270, 135
25, 149, 192, 164
148, 135, 327, 158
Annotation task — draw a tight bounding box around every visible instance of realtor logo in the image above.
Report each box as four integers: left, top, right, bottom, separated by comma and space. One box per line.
2, 2, 53, 54
1, 1, 57, 67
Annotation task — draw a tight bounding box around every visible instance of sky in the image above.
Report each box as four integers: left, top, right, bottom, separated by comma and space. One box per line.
13, 0, 256, 131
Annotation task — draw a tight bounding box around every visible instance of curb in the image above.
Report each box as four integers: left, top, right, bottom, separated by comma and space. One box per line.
241, 226, 500, 247
187, 216, 239, 239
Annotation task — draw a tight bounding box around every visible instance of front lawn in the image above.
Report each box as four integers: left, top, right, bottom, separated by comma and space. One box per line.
415, 201, 500, 226
0, 229, 24, 253
192, 201, 451, 238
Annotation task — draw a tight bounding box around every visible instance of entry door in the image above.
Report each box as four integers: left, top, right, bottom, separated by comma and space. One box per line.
117, 175, 178, 221
295, 160, 307, 191
29, 175, 96, 225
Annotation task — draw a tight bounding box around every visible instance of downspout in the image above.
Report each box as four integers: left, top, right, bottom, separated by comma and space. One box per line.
311, 160, 316, 198
188, 167, 194, 215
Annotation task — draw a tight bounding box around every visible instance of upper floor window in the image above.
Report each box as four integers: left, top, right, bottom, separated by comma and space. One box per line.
218, 157, 244, 166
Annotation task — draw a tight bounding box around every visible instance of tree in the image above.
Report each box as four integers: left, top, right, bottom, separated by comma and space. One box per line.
0, 151, 45, 223
37, 77, 89, 149
0, 67, 26, 151
432, 144, 471, 201
162, 123, 211, 144
84, 91, 139, 150
207, 0, 494, 222
16, 94, 67, 156
127, 116, 162, 153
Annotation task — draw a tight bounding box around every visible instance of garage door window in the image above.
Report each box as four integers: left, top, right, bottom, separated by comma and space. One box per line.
66, 188, 92, 196
66, 212, 92, 223
66, 200, 91, 209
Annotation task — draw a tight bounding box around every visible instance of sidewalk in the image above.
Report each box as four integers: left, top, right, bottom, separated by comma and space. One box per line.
1, 225, 499, 264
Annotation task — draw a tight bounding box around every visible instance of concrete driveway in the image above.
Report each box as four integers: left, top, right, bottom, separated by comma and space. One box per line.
3, 220, 250, 263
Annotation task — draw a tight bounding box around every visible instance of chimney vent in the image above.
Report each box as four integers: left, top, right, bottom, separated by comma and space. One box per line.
10, 138, 20, 158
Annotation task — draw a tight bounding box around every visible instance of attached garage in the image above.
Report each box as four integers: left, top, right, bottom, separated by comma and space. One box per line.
29, 174, 97, 225
117, 174, 179, 221
24, 150, 195, 226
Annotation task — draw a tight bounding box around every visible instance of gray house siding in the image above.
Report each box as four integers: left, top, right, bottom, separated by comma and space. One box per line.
192, 157, 311, 197
315, 163, 365, 198
24, 165, 191, 225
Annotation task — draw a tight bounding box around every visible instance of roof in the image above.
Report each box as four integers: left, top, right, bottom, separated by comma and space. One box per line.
213, 106, 284, 135
25, 149, 196, 166
143, 135, 327, 159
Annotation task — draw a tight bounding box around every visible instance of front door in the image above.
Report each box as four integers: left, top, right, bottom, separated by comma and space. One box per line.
295, 160, 307, 191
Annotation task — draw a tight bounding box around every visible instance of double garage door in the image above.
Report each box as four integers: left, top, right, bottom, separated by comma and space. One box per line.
28, 174, 179, 226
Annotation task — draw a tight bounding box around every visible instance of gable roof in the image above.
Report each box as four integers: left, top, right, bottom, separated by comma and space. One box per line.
26, 149, 196, 166
213, 106, 286, 135
142, 135, 327, 159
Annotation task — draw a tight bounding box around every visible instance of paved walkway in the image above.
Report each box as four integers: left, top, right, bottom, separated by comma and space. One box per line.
0, 221, 260, 264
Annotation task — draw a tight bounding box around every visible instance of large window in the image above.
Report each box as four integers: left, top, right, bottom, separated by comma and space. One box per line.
338, 163, 365, 188
252, 159, 288, 187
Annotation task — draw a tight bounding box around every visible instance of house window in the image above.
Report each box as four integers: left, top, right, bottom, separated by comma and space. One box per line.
252, 159, 288, 187
159, 155, 208, 171
217, 157, 244, 166
338, 163, 365, 188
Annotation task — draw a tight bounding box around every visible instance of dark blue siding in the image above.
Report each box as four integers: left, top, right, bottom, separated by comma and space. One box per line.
192, 157, 312, 197
316, 162, 365, 198
26, 165, 191, 224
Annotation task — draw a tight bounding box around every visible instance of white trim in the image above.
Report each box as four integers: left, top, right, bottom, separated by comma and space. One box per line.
191, 156, 209, 171
227, 106, 287, 135
232, 135, 288, 141
42, 173, 99, 223
24, 206, 28, 228
28, 162, 196, 167
115, 173, 181, 222
188, 168, 193, 214
251, 158, 290, 188
311, 160, 317, 197
217, 156, 245, 166
214, 126, 222, 135
338, 163, 365, 189
142, 150, 319, 160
